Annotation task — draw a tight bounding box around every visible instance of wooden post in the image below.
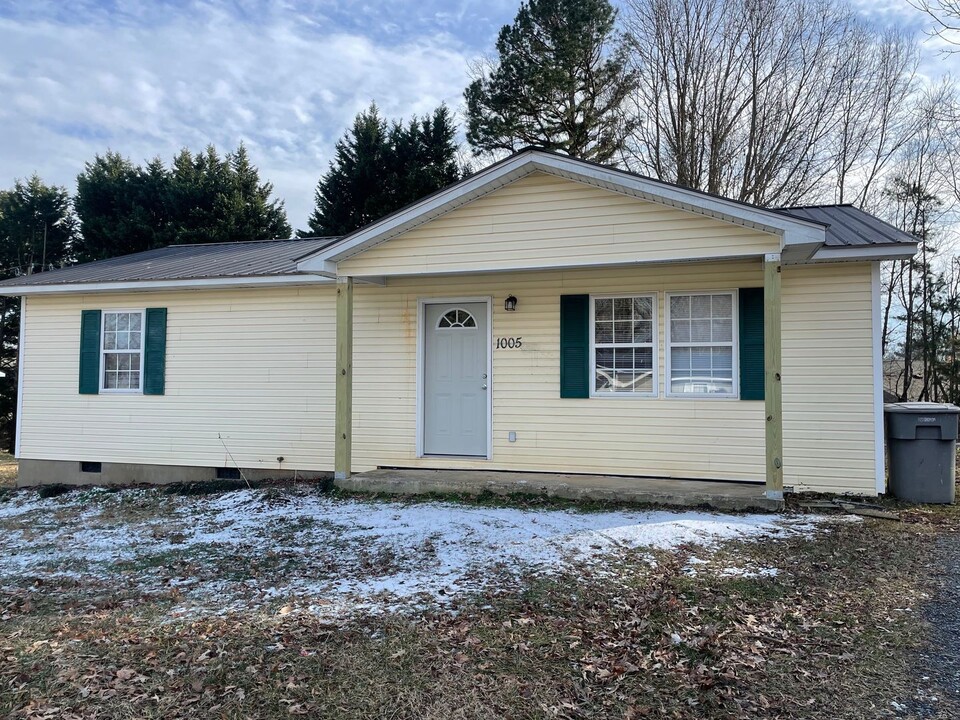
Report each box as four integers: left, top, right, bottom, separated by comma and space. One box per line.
335, 276, 353, 480
764, 253, 784, 500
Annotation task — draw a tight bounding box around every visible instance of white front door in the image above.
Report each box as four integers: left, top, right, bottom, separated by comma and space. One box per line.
422, 301, 489, 457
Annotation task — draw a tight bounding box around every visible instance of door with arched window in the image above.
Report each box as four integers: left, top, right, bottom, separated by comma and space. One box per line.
422, 301, 489, 457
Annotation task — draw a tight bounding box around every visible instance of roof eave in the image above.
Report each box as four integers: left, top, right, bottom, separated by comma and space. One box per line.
791, 243, 918, 264
0, 273, 337, 297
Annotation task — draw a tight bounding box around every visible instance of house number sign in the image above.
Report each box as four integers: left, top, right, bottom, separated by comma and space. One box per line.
496, 337, 523, 349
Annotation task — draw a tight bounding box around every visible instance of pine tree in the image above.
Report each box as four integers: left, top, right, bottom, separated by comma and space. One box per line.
74, 152, 171, 261
0, 176, 77, 276
0, 176, 78, 449
75, 144, 291, 260
229, 144, 291, 241
464, 0, 637, 163
303, 104, 463, 237
304, 105, 391, 237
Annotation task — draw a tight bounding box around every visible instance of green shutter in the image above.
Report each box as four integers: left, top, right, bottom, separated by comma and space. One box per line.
143, 308, 167, 396
79, 309, 101, 395
560, 294, 590, 398
739, 288, 764, 400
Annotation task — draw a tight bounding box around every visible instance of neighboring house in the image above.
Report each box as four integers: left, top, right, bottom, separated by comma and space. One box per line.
883, 357, 924, 401
0, 150, 917, 498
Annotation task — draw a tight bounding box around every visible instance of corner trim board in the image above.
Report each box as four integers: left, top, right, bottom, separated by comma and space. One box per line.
872, 261, 885, 494
15, 296, 25, 458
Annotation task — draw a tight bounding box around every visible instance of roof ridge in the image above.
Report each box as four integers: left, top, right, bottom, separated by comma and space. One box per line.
168, 236, 339, 248
778, 203, 856, 210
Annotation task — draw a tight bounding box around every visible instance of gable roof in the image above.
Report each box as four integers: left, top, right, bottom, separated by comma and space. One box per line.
0, 151, 920, 297
296, 148, 835, 272
0, 237, 338, 295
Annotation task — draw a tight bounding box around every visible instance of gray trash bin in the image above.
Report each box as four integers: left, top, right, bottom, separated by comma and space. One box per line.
885, 402, 959, 503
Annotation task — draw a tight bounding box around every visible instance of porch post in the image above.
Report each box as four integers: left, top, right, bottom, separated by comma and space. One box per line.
764, 253, 784, 500
335, 276, 354, 480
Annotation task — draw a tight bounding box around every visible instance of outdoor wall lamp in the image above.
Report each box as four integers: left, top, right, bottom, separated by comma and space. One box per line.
504, 295, 518, 312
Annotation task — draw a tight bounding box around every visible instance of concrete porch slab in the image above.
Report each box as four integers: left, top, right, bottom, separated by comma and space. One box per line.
338, 469, 781, 512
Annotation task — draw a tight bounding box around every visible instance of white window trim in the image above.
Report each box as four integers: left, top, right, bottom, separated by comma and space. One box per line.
99, 309, 146, 395
589, 293, 659, 398
665, 290, 740, 400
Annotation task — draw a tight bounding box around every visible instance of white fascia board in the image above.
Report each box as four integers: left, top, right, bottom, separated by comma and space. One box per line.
0, 273, 335, 297
803, 244, 918, 264
296, 150, 828, 273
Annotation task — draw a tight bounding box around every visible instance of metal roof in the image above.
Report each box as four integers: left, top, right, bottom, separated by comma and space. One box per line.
0, 196, 918, 293
777, 205, 916, 247
0, 237, 340, 288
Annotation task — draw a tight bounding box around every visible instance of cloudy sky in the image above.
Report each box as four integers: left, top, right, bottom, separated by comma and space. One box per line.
0, 0, 953, 232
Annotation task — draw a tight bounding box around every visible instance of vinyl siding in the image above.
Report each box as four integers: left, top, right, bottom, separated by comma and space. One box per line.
19, 287, 337, 471
781, 262, 876, 493
349, 261, 877, 493
337, 172, 780, 276
18, 261, 878, 494
351, 262, 767, 480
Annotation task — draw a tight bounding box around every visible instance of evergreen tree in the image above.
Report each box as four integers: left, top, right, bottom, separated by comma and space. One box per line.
0, 176, 78, 450
464, 0, 637, 162
75, 144, 291, 261
305, 105, 391, 236
229, 145, 291, 242
391, 105, 463, 208
304, 104, 463, 237
73, 152, 171, 262
0, 176, 77, 277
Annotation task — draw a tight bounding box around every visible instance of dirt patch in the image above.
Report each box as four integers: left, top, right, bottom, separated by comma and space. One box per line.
0, 485, 822, 620
0, 512, 943, 719
0, 484, 952, 718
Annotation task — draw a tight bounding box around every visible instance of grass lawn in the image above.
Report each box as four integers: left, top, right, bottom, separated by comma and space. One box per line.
0, 482, 956, 719
0, 452, 17, 488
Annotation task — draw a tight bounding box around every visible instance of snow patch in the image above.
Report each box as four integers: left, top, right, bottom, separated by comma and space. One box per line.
0, 486, 830, 620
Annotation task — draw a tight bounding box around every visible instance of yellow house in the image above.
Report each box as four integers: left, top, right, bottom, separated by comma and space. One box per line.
0, 150, 916, 500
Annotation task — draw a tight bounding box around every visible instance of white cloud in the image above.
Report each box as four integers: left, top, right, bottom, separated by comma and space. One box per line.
0, 1, 479, 231
4, 0, 960, 236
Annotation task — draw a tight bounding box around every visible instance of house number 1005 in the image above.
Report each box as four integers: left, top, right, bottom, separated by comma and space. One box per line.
496, 337, 522, 349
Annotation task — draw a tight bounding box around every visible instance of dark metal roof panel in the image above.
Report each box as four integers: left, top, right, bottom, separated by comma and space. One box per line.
0, 237, 340, 287
777, 205, 917, 247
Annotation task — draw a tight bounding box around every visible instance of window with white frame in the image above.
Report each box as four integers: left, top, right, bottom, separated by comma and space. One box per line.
591, 295, 656, 395
101, 310, 144, 391
667, 292, 736, 396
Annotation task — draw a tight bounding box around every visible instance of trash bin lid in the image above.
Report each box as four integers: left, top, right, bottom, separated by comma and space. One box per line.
884, 401, 960, 414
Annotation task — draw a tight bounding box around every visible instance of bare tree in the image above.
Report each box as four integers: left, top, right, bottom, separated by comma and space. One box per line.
624, 0, 919, 207
833, 29, 919, 206
881, 83, 958, 400
911, 1, 960, 49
